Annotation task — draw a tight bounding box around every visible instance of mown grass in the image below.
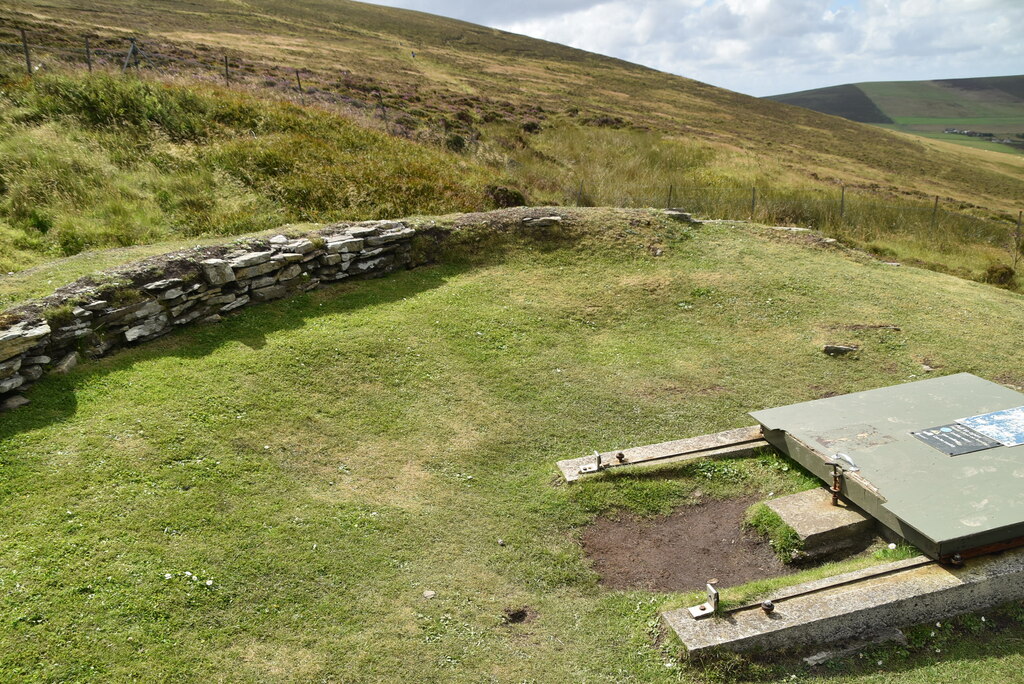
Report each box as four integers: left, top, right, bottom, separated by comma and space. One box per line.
0, 70, 500, 272
3, 210, 1024, 681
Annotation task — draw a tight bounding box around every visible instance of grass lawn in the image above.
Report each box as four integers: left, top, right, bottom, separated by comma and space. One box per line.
2, 211, 1024, 681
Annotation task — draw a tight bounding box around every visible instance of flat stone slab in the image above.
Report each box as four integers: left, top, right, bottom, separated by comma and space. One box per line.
664, 547, 1024, 655
766, 487, 874, 555
556, 426, 767, 482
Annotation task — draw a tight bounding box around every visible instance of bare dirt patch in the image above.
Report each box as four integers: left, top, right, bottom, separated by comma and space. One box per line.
582, 494, 796, 592
502, 606, 537, 625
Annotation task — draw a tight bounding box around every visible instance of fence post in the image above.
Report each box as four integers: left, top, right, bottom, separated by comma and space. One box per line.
20, 28, 31, 77
930, 195, 939, 232
577, 180, 584, 207
223, 56, 229, 85
840, 184, 846, 220
666, 184, 674, 209
295, 69, 305, 105
375, 90, 388, 133
85, 36, 92, 72
121, 38, 136, 72
751, 186, 757, 216
1014, 210, 1023, 271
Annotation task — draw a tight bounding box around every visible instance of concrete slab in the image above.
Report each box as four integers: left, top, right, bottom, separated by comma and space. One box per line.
556, 426, 766, 482
750, 374, 1024, 558
663, 547, 1024, 655
766, 488, 875, 560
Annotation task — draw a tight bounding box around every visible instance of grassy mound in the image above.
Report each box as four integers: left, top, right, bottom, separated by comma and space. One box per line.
2, 209, 1024, 680
0, 71, 499, 271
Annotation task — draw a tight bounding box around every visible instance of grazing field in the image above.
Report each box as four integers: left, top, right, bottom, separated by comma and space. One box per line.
770, 75, 1024, 155
3, 210, 1024, 681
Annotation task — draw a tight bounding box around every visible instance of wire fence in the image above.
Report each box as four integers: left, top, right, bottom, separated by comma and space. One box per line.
2, 23, 1023, 267
566, 180, 1021, 256
0, 23, 392, 121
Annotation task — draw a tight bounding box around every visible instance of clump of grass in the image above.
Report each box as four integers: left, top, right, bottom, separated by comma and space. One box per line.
744, 502, 803, 562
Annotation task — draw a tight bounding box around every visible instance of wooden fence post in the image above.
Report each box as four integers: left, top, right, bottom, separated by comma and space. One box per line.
121, 38, 136, 73
20, 28, 31, 77
840, 185, 846, 220
930, 195, 939, 232
1014, 210, 1023, 271
223, 56, 229, 85
295, 69, 305, 105
751, 186, 757, 216
85, 36, 92, 72
666, 184, 674, 209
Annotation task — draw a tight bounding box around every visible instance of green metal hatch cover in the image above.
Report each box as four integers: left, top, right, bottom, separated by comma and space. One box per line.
750, 373, 1024, 559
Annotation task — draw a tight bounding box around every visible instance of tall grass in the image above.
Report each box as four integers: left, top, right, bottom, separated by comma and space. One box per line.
0, 70, 498, 271
478, 123, 1018, 282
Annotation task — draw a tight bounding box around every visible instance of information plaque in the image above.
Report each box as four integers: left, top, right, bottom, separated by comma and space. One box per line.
911, 423, 1001, 456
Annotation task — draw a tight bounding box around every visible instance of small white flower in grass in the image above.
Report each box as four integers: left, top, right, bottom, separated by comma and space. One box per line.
877, 660, 883, 666
982, 616, 987, 622
888, 543, 897, 550
936, 622, 942, 628
935, 648, 941, 654
184, 571, 192, 577
164, 573, 172, 579
205, 579, 213, 586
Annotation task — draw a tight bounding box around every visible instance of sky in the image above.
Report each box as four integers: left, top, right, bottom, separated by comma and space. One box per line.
366, 0, 1024, 97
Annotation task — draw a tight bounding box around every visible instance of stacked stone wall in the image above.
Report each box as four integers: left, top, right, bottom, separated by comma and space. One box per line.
0, 219, 416, 412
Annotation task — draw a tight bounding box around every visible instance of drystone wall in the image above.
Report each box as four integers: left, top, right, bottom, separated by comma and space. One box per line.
0, 219, 418, 412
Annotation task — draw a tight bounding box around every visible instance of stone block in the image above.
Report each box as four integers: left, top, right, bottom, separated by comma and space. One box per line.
200, 259, 236, 286
52, 352, 79, 374
250, 275, 277, 290
0, 321, 51, 360
326, 238, 364, 254
220, 296, 249, 313
21, 365, 43, 382
0, 394, 29, 411
234, 261, 280, 280
251, 285, 287, 302
143, 278, 183, 292
766, 487, 875, 560
283, 238, 315, 254
0, 356, 22, 379
125, 315, 169, 343
229, 251, 274, 268
279, 264, 303, 281
0, 374, 24, 394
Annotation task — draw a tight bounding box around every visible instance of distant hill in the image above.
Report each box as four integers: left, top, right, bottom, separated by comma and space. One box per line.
764, 84, 893, 124
768, 75, 1024, 154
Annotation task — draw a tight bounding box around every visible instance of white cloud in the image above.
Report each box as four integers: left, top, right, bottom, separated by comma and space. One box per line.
369, 1, 1024, 95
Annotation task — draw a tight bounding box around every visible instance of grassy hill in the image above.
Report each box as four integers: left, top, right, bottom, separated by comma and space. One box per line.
0, 0, 1021, 280
3, 209, 1024, 680
769, 75, 1024, 155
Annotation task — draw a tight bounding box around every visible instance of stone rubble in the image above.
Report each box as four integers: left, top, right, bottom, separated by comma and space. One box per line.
0, 220, 417, 412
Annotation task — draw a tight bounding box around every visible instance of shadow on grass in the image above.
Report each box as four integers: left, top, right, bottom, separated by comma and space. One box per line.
0, 262, 465, 445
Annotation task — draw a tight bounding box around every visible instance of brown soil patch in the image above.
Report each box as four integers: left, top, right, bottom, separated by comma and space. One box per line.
502, 606, 537, 625
582, 495, 796, 592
